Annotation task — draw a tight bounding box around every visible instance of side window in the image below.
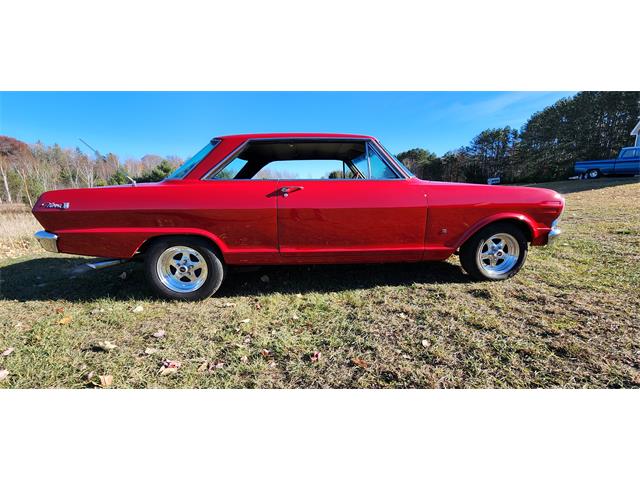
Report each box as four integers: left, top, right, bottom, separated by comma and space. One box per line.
350, 153, 369, 179
206, 140, 403, 181
620, 149, 638, 159
211, 157, 247, 179
368, 144, 399, 179
207, 140, 369, 180
255, 159, 349, 180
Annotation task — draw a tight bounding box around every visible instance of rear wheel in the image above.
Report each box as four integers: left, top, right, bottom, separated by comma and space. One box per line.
459, 223, 528, 281
587, 169, 601, 179
144, 237, 225, 300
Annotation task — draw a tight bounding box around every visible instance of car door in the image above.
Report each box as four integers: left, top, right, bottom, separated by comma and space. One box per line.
199, 172, 279, 265
276, 142, 427, 263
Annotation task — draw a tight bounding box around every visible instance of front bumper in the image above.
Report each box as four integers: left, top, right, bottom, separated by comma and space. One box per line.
547, 220, 561, 245
34, 230, 59, 253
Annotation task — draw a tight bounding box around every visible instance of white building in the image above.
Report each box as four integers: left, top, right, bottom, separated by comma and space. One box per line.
632, 119, 640, 147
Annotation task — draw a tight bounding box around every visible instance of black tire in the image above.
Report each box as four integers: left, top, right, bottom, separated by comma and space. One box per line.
586, 169, 601, 179
144, 236, 225, 301
459, 222, 528, 281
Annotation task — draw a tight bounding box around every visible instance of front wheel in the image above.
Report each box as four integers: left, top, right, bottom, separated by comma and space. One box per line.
586, 169, 601, 179
459, 223, 528, 281
144, 237, 225, 300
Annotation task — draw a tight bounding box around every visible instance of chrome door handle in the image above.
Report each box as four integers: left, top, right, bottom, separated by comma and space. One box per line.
281, 186, 304, 197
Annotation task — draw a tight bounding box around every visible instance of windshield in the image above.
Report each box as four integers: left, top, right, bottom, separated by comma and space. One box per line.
167, 139, 220, 180
377, 142, 415, 178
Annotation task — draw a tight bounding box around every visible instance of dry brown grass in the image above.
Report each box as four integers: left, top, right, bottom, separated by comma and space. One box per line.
0, 204, 40, 258
0, 178, 638, 388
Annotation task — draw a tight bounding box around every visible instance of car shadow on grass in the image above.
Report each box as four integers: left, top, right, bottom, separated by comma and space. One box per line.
0, 256, 471, 302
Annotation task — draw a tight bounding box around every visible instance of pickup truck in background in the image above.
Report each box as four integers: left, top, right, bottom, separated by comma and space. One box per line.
575, 147, 640, 179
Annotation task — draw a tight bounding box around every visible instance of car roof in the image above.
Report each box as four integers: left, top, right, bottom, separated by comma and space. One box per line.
214, 133, 377, 142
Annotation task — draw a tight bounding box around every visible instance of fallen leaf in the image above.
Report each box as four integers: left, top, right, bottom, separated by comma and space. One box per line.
86, 371, 95, 381
352, 357, 369, 369
99, 375, 113, 388
268, 360, 277, 368
223, 302, 236, 308
214, 362, 225, 369
397, 313, 408, 320
2, 347, 14, 356
255, 302, 262, 310
144, 347, 158, 355
162, 360, 181, 369
241, 318, 251, 323
0, 370, 8, 381
197, 362, 208, 372
55, 306, 65, 314
119, 271, 127, 280
58, 316, 72, 325
240, 355, 249, 363
421, 339, 430, 348
152, 329, 166, 339
295, 293, 303, 299
90, 308, 105, 315
292, 313, 299, 320
260, 275, 270, 283
159, 359, 181, 375
96, 340, 117, 351
310, 351, 321, 363
132, 305, 144, 313
260, 349, 271, 358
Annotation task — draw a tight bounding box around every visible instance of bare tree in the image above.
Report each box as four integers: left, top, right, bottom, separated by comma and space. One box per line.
0, 156, 12, 203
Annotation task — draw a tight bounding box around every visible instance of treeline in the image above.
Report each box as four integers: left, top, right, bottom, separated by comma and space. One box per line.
397, 91, 640, 183
1, 91, 638, 205
0, 136, 181, 206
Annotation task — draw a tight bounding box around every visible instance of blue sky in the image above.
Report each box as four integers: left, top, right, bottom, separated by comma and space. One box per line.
0, 92, 574, 160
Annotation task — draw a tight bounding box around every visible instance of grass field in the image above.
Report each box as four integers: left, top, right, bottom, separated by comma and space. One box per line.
1, 177, 639, 388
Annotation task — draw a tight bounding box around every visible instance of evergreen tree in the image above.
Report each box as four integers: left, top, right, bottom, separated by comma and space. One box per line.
135, 159, 176, 183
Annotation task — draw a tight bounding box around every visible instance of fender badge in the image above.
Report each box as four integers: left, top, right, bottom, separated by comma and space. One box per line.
42, 202, 70, 209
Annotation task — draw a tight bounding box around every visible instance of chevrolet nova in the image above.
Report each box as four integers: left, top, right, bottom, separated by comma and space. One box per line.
32, 133, 564, 300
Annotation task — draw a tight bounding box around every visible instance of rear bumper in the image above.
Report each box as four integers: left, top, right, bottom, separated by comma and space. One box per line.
34, 230, 59, 253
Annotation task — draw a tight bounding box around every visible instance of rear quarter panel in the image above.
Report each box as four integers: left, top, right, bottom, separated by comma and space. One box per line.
32, 181, 278, 260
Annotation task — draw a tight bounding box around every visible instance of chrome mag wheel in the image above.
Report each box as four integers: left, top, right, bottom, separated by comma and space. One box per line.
475, 233, 520, 278
156, 246, 208, 293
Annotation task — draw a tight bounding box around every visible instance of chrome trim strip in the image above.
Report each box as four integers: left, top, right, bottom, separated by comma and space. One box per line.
34, 230, 59, 253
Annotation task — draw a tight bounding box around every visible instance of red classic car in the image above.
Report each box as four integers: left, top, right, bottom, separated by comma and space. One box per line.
32, 133, 564, 300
